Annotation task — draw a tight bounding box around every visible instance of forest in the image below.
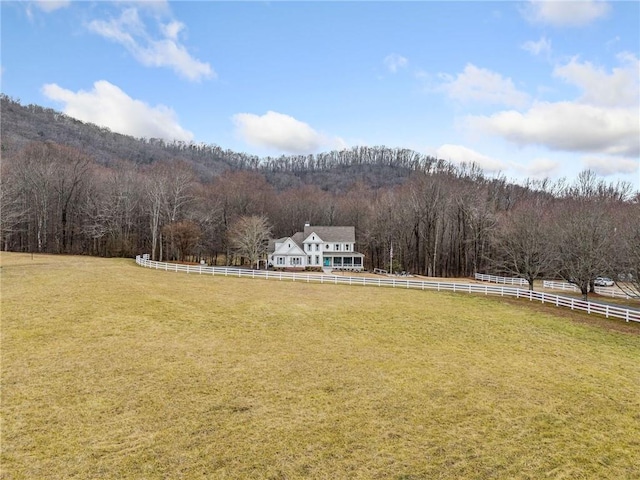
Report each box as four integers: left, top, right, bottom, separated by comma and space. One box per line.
2, 94, 639, 298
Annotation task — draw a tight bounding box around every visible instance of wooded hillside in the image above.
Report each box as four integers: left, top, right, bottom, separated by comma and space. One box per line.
2, 94, 638, 297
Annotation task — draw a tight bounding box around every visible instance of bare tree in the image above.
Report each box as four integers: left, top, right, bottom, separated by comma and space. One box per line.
211, 171, 275, 262
272, 184, 330, 235
161, 161, 196, 261
80, 166, 110, 256
82, 162, 145, 256
189, 183, 224, 264
553, 170, 634, 297
612, 202, 640, 298
405, 174, 439, 275
228, 215, 272, 269
490, 199, 555, 290
551, 200, 614, 300
13, 143, 57, 252
162, 220, 201, 262
144, 168, 168, 261
0, 162, 29, 251
51, 144, 92, 253
143, 161, 195, 261
567, 169, 633, 202
102, 162, 143, 256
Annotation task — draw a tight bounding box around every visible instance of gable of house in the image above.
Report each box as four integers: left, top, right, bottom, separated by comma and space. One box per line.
272, 236, 305, 256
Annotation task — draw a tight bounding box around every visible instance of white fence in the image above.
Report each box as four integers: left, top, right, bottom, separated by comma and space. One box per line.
135, 256, 640, 323
474, 273, 529, 286
543, 280, 581, 292
543, 280, 635, 300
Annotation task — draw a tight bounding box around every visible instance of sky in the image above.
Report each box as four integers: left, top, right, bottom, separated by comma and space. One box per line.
2, 0, 639, 188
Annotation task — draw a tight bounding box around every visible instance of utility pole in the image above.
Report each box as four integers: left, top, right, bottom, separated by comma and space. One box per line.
389, 241, 393, 275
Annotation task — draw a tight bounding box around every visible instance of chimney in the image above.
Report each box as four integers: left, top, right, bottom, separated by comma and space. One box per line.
305, 222, 310, 227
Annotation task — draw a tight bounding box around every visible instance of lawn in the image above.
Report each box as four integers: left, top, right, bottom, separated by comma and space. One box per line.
1, 253, 639, 479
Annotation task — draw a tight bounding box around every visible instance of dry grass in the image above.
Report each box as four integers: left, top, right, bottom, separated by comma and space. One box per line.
2, 252, 639, 479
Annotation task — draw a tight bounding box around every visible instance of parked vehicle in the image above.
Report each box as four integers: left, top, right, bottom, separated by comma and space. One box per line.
594, 277, 614, 287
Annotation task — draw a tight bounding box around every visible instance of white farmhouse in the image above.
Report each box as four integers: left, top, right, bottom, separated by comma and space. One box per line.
268, 224, 364, 271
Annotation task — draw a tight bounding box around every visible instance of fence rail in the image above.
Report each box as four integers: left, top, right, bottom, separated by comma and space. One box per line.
542, 280, 635, 300
474, 273, 529, 286
136, 256, 640, 323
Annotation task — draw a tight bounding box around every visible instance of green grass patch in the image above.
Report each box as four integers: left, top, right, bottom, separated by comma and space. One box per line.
2, 253, 639, 479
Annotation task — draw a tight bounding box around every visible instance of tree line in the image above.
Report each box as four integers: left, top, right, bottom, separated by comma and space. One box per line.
1, 95, 638, 299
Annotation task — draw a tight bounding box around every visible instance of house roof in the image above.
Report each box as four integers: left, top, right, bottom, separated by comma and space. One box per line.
267, 237, 286, 251
269, 236, 301, 251
290, 232, 305, 248
303, 226, 355, 243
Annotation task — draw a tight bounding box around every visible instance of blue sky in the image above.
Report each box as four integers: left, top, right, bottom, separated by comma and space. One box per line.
2, 1, 639, 187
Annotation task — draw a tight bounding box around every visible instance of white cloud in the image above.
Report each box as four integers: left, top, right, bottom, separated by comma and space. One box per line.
232, 111, 345, 154
133, 1, 171, 15
42, 80, 194, 142
439, 64, 530, 108
435, 144, 506, 173
522, 36, 552, 57
384, 53, 408, 73
35, 1, 71, 13
582, 156, 639, 176
513, 157, 561, 179
467, 101, 639, 157
87, 7, 213, 82
605, 36, 620, 49
553, 54, 639, 107
160, 20, 184, 41
467, 53, 640, 158
524, 0, 610, 27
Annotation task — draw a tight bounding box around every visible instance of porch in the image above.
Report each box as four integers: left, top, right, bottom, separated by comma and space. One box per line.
322, 253, 364, 271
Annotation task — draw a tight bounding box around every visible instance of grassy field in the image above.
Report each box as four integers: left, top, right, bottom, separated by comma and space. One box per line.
2, 253, 639, 479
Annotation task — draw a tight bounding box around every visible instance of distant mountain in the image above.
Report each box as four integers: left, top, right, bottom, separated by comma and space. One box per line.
1, 94, 234, 180
1, 94, 445, 191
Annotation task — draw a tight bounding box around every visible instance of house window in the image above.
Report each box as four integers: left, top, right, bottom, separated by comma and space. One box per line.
334, 257, 342, 266
315, 244, 319, 251
308, 256, 311, 264
335, 244, 340, 251
315, 255, 319, 264
306, 244, 310, 251
277, 257, 284, 265
354, 257, 362, 266
291, 257, 301, 265
288, 243, 291, 248
345, 244, 349, 251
